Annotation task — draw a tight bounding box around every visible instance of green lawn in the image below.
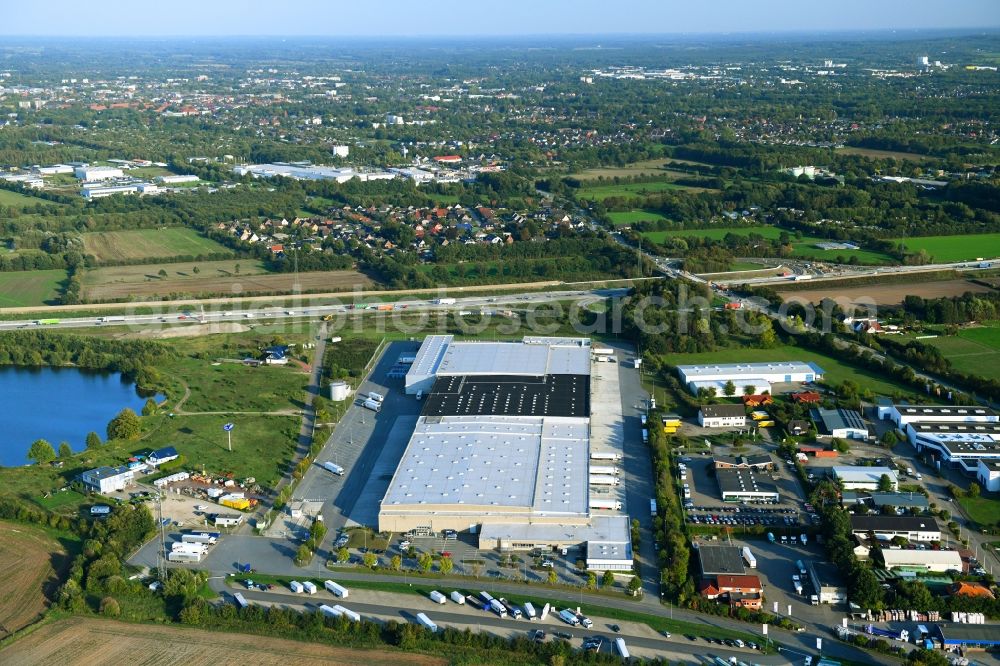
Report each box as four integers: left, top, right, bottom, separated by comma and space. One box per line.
81, 228, 233, 263
608, 209, 672, 225
0, 269, 66, 307
641, 226, 894, 264
664, 344, 919, 397
957, 495, 1000, 528
917, 322, 1000, 381
578, 180, 690, 202
891, 233, 1000, 263
0, 188, 61, 208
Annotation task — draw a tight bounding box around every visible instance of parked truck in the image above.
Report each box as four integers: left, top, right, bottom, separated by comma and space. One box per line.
233, 592, 249, 609
589, 498, 623, 511
558, 609, 580, 626
450, 590, 466, 605
181, 533, 217, 545
171, 542, 207, 554
302, 581, 317, 594
324, 580, 348, 598
588, 465, 619, 476
866, 625, 909, 642
465, 595, 484, 610
488, 599, 508, 618
589, 474, 620, 486
289, 581, 304, 593
539, 603, 551, 621
167, 550, 202, 563
741, 546, 757, 569
98, 316, 126, 323
499, 598, 522, 619
614, 637, 630, 658
590, 451, 623, 462
362, 399, 382, 413
368, 391, 385, 403
322, 461, 345, 476
416, 612, 438, 633
429, 590, 447, 605
523, 601, 537, 620
434, 298, 457, 305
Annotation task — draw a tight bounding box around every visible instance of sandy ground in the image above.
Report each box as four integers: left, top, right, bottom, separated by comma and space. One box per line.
0, 521, 64, 638
131, 322, 251, 339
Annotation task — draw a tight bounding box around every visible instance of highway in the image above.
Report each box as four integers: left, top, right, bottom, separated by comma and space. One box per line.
0, 287, 626, 332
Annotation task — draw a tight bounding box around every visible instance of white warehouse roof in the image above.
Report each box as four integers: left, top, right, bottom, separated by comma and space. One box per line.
678, 361, 824, 381
381, 415, 590, 517
833, 466, 898, 484
881, 548, 963, 571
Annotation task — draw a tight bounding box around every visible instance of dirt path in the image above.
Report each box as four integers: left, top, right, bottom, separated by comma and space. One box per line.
0, 617, 446, 666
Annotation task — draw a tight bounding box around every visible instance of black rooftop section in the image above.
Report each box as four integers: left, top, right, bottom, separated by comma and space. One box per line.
697, 545, 747, 576
422, 374, 590, 418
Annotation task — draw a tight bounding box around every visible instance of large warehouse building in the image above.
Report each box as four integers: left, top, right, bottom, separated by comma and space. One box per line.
676, 361, 824, 395
384, 336, 632, 571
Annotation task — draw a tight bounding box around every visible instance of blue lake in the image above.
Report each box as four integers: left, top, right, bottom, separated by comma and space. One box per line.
0, 366, 157, 466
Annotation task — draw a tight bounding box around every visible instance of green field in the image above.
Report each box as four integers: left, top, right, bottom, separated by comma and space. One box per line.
578, 180, 690, 202
641, 226, 894, 264
665, 344, 918, 397
81, 228, 232, 263
918, 322, 1000, 381
891, 233, 1000, 263
957, 495, 1000, 529
0, 269, 66, 307
607, 209, 671, 225
0, 188, 60, 208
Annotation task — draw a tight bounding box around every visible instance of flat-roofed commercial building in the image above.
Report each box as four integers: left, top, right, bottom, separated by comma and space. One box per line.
716, 468, 780, 503
383, 336, 632, 570
907, 422, 1000, 473
697, 545, 747, 577
677, 361, 824, 395
882, 404, 998, 428
880, 548, 962, 573
833, 466, 899, 491
698, 404, 747, 428
808, 561, 847, 604
850, 515, 941, 542
813, 407, 869, 440
977, 460, 1000, 492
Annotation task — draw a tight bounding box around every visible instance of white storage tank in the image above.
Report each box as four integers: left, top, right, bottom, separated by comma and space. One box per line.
329, 381, 350, 401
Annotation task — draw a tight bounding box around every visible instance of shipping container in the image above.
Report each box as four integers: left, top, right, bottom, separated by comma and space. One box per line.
362, 399, 382, 412
289, 581, 304, 593
182, 533, 217, 545
589, 498, 623, 511
614, 637, 630, 658
589, 465, 619, 476
319, 604, 342, 618
233, 592, 248, 609
302, 581, 317, 594
334, 605, 360, 622
592, 348, 614, 356
416, 612, 438, 633
167, 550, 203, 563
741, 546, 757, 568
324, 580, 349, 598
523, 602, 537, 620
539, 603, 551, 621
450, 590, 466, 605
368, 391, 385, 403
429, 590, 447, 604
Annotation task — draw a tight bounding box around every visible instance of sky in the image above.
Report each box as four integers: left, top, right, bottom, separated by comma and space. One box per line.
2, 0, 999, 37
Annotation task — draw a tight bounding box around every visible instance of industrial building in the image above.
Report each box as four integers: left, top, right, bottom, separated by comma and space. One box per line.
934, 623, 1000, 651
80, 465, 135, 494
812, 408, 869, 440
385, 336, 632, 571
808, 562, 847, 604
879, 404, 998, 428
713, 454, 773, 471
716, 468, 780, 503
74, 165, 124, 181
850, 515, 941, 542
833, 466, 899, 491
233, 162, 395, 183
907, 422, 1000, 473
841, 491, 929, 512
698, 404, 747, 428
880, 548, 963, 573
977, 460, 1000, 492
677, 361, 824, 396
